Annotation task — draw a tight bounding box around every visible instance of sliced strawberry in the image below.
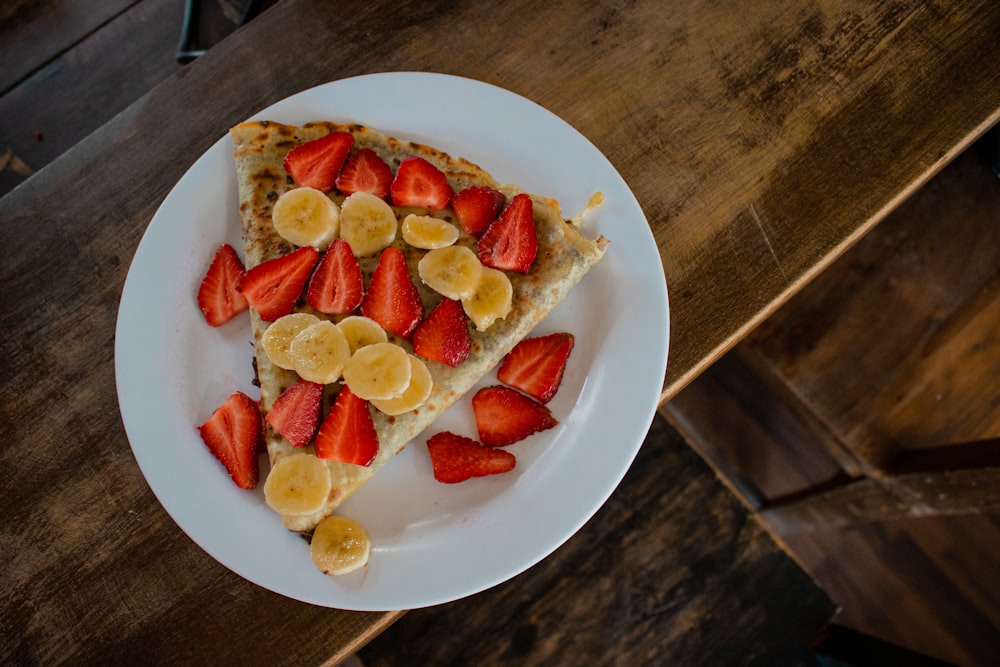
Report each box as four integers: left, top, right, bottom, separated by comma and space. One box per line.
477, 193, 538, 273
472, 385, 558, 447
306, 238, 364, 314
426, 431, 516, 484
390, 156, 453, 211
282, 131, 354, 192
497, 332, 575, 403
360, 246, 423, 338
412, 298, 471, 367
451, 186, 506, 236
238, 246, 319, 321
314, 386, 379, 466
197, 391, 262, 489
336, 147, 394, 200
265, 378, 324, 448
197, 243, 249, 326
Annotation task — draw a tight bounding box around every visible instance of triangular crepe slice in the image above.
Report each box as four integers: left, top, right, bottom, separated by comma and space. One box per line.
230, 120, 608, 533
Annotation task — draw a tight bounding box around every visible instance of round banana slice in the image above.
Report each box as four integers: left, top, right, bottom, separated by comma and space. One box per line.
310, 514, 371, 576
401, 214, 460, 250
289, 320, 351, 384
462, 266, 513, 331
340, 191, 398, 257
272, 187, 340, 250
260, 312, 322, 370
337, 315, 388, 355
417, 245, 483, 300
341, 341, 412, 401
370, 354, 433, 415
263, 453, 333, 516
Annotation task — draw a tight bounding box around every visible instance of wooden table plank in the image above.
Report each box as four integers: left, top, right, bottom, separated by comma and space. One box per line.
0, 0, 134, 93
6, 0, 999, 662
647, 1, 1000, 398
664, 135, 1000, 664
358, 414, 834, 666
0, 0, 278, 198
742, 139, 1000, 472
0, 0, 184, 196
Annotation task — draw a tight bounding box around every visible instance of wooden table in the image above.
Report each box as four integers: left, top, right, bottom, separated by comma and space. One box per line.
3, 0, 999, 663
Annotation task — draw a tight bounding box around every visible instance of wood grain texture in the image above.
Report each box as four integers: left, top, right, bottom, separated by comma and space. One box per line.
743, 134, 1000, 473
664, 130, 1000, 664
358, 415, 834, 666
762, 469, 1000, 535
785, 513, 1000, 666
0, 0, 133, 92
0, 0, 277, 197
1, 0, 141, 194
665, 351, 847, 506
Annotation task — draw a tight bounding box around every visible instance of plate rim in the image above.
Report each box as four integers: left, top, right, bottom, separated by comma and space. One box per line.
115, 71, 669, 610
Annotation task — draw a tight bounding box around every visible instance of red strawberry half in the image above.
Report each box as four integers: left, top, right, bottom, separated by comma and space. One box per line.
265, 378, 324, 448
197, 243, 249, 326
477, 193, 538, 273
390, 156, 453, 211
412, 297, 471, 367
314, 386, 379, 466
426, 431, 516, 484
451, 186, 506, 236
306, 238, 364, 314
282, 131, 354, 192
360, 246, 423, 338
498, 332, 575, 403
336, 147, 393, 200
197, 391, 262, 489
238, 246, 319, 321
472, 385, 558, 447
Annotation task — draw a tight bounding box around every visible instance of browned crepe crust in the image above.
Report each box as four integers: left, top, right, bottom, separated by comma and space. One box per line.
230, 120, 608, 533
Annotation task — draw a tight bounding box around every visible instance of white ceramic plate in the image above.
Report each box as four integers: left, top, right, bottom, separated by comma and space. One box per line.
115, 72, 669, 610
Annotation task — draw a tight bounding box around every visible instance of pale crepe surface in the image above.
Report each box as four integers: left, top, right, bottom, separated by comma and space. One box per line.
230, 120, 608, 533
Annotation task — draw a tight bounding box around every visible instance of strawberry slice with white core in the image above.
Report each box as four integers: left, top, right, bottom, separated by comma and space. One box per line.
472, 385, 558, 447
282, 131, 354, 192
390, 156, 453, 211
360, 246, 423, 338
477, 193, 538, 273
238, 246, 319, 321
265, 379, 324, 448
306, 238, 364, 314
336, 147, 393, 200
197, 391, 262, 489
412, 297, 471, 367
452, 186, 506, 236
497, 332, 575, 403
426, 431, 516, 484
197, 243, 249, 326
314, 386, 379, 467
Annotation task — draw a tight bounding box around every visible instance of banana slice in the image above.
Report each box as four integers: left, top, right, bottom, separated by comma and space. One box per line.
417, 245, 483, 300
462, 266, 513, 331
263, 453, 333, 516
272, 187, 340, 249
289, 320, 351, 384
401, 214, 460, 249
337, 315, 388, 355
340, 191, 398, 257
370, 354, 433, 415
310, 514, 371, 576
260, 312, 322, 370
341, 341, 412, 401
